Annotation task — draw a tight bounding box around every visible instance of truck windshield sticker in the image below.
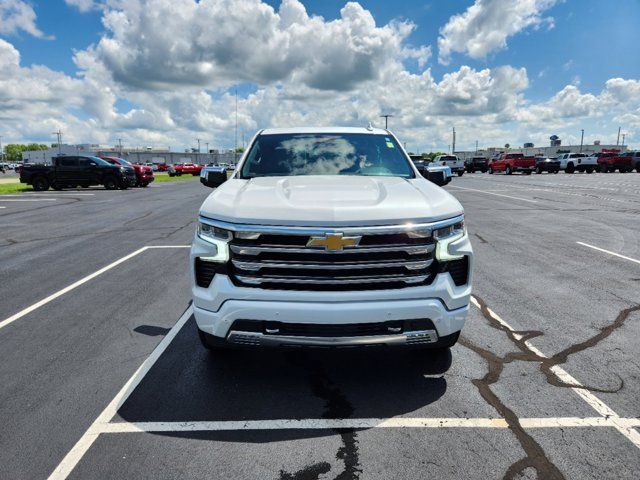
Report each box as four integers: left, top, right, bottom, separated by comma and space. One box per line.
386, 141, 394, 148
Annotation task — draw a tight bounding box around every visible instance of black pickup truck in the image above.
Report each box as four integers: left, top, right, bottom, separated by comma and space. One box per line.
20, 155, 136, 191
465, 156, 488, 173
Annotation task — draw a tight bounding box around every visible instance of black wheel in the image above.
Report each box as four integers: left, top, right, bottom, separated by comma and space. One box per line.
176, 171, 182, 176
489, 167, 494, 174
524, 170, 532, 175
468, 168, 474, 174
536, 166, 543, 174
52, 183, 64, 191
168, 172, 175, 177
140, 182, 149, 187
119, 182, 129, 190
553, 170, 559, 174
32, 176, 49, 191
505, 165, 512, 175
457, 171, 464, 177
198, 329, 232, 353
635, 163, 640, 173
586, 167, 594, 174
600, 165, 608, 173
430, 331, 460, 352
566, 163, 575, 174
103, 176, 118, 190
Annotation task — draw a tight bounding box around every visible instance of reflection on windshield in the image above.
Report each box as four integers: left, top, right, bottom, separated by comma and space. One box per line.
241, 133, 414, 179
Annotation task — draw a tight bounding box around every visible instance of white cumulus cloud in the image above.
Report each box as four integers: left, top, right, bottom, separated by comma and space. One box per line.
438, 0, 557, 64
0, 0, 52, 39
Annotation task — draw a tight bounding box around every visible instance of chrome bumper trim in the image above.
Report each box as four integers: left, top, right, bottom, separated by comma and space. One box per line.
226, 329, 439, 347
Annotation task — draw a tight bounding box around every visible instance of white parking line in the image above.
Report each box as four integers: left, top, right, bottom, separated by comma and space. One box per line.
48, 306, 193, 480
469, 296, 640, 449
94, 416, 640, 433
448, 185, 538, 203
0, 198, 57, 202
1, 193, 95, 197
0, 245, 190, 331
577, 242, 640, 266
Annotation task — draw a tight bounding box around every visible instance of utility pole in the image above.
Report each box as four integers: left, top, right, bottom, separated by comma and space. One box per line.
205, 142, 209, 154
616, 126, 621, 146
475, 140, 478, 153
118, 138, 123, 156
0, 135, 3, 163
235, 89, 238, 163
580, 129, 584, 152
380, 114, 393, 129
621, 133, 626, 147
52, 130, 62, 155
452, 127, 456, 154
196, 138, 201, 153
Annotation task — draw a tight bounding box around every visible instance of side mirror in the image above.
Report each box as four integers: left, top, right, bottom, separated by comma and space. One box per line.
426, 170, 447, 186
200, 169, 227, 188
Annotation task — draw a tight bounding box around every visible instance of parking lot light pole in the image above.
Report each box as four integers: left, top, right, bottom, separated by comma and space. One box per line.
580, 129, 584, 152
52, 130, 62, 155
380, 114, 393, 129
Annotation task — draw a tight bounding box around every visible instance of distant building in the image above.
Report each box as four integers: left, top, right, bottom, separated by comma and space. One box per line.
21, 144, 236, 165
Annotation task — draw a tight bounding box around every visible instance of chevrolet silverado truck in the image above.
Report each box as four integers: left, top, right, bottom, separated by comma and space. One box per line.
489, 153, 535, 175
534, 156, 560, 174
191, 127, 472, 352
465, 156, 488, 173
556, 152, 597, 173
591, 150, 634, 173
433, 154, 465, 176
100, 156, 154, 187
20, 155, 136, 191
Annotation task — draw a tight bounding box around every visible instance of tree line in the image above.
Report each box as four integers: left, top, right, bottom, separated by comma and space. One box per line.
1, 144, 51, 162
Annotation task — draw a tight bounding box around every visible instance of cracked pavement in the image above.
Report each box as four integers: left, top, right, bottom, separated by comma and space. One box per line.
1, 174, 640, 479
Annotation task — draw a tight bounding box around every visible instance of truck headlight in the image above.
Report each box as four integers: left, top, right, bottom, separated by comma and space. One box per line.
197, 222, 231, 262
435, 219, 466, 261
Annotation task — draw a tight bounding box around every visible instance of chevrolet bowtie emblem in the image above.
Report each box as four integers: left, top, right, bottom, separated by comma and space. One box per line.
307, 233, 362, 252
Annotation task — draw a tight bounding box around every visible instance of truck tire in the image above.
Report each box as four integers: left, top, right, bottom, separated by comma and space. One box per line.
168, 172, 175, 177
457, 171, 464, 177
489, 167, 494, 174
52, 183, 64, 191
176, 171, 182, 176
103, 176, 118, 190
636, 163, 640, 173
140, 182, 149, 187
505, 165, 512, 175
198, 329, 232, 353
586, 167, 594, 174
565, 163, 575, 174
32, 176, 49, 191
536, 166, 543, 174
600, 165, 608, 173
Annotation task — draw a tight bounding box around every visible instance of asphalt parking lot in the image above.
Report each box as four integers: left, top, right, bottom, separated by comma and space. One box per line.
1, 173, 639, 479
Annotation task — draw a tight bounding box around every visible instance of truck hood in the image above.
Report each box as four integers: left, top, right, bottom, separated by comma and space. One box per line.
199, 175, 463, 227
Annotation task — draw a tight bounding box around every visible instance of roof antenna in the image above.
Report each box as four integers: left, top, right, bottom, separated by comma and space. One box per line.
366, 122, 374, 131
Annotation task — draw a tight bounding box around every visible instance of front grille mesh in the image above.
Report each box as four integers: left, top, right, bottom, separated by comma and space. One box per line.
229, 229, 436, 291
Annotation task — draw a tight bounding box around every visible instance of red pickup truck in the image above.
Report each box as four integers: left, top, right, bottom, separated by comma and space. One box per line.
489, 153, 535, 175
99, 156, 154, 187
168, 163, 203, 176
593, 150, 635, 173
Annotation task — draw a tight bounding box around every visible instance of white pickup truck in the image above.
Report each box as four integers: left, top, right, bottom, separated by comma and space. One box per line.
433, 154, 465, 176
556, 152, 597, 173
191, 127, 472, 351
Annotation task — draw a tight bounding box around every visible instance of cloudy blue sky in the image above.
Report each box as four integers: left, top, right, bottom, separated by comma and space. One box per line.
1, 0, 639, 152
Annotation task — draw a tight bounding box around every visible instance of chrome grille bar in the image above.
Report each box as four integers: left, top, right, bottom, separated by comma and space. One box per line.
230, 244, 434, 256
232, 259, 433, 271
235, 274, 431, 285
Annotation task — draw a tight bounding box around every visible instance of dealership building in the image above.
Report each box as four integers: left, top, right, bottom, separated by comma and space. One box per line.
22, 144, 238, 165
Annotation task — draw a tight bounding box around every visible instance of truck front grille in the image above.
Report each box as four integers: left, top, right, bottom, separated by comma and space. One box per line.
228, 228, 437, 291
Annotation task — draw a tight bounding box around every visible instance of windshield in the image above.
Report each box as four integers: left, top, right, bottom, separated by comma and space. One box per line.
441, 156, 457, 161
240, 133, 414, 179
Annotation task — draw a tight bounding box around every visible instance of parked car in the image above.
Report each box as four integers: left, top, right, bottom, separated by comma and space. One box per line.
591, 150, 634, 173
100, 156, 154, 187
465, 156, 488, 173
169, 163, 203, 176
20, 155, 135, 191
534, 156, 560, 174
433, 155, 465, 176
144, 162, 159, 171
488, 153, 535, 175
556, 153, 597, 173
156, 163, 170, 172
193, 126, 472, 351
